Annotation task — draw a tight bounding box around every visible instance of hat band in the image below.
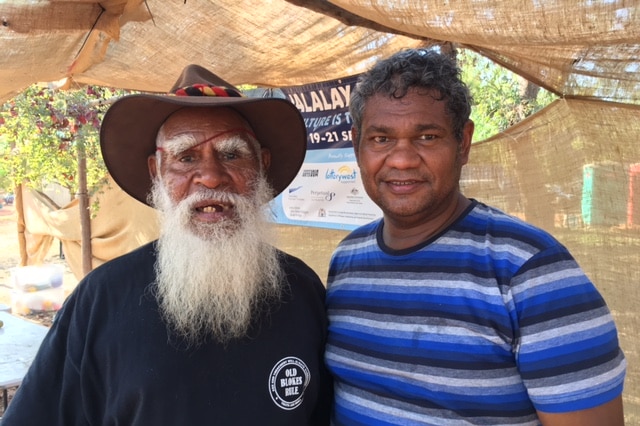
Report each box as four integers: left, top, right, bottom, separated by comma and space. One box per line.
173, 84, 243, 97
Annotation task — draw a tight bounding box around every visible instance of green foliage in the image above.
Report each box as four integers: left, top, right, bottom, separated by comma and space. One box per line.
0, 84, 129, 195
459, 49, 557, 142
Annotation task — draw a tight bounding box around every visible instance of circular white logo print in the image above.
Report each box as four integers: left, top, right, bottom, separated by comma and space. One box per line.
268, 356, 311, 410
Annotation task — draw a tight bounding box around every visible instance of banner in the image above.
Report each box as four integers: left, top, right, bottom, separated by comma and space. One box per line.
256, 76, 382, 231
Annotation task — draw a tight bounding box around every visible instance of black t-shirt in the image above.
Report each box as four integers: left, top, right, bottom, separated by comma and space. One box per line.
3, 242, 332, 425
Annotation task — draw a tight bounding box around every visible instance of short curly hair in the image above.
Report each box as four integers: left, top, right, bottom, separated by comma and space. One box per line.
350, 48, 472, 143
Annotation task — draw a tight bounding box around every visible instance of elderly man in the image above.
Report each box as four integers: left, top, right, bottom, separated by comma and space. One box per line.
3, 65, 331, 425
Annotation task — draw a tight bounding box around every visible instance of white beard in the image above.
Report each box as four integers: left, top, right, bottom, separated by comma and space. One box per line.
149, 175, 283, 345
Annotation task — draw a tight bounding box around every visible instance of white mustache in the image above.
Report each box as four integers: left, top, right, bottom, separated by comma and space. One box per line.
181, 189, 244, 207
172, 189, 252, 226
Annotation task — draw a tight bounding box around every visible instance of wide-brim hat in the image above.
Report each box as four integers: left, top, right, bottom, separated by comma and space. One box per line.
100, 64, 306, 205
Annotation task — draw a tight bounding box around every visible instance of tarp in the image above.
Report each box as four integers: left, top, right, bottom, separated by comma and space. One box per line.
19, 180, 158, 279
1, 1, 638, 104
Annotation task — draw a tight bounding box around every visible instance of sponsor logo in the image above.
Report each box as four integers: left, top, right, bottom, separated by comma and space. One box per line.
301, 169, 319, 178
288, 186, 303, 194
310, 190, 335, 201
268, 357, 310, 410
325, 165, 357, 183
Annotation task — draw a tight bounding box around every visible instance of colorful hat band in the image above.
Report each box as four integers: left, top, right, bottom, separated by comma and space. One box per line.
174, 84, 243, 98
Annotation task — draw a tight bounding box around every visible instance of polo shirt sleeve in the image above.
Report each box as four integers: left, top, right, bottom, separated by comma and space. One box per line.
510, 244, 626, 413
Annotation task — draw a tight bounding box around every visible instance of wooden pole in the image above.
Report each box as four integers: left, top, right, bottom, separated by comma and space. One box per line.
77, 138, 92, 277
15, 183, 28, 266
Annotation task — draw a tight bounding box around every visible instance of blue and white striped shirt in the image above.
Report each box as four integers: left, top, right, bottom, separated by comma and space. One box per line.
325, 201, 625, 425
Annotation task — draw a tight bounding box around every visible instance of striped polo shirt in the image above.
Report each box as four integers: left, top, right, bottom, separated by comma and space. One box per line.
325, 201, 625, 425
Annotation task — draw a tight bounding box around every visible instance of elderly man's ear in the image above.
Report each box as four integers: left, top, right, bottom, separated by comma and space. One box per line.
148, 154, 158, 180
261, 148, 271, 172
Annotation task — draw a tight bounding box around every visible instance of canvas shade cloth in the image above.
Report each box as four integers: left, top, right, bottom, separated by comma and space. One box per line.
17, 180, 158, 279
2, 1, 640, 423
0, 1, 637, 103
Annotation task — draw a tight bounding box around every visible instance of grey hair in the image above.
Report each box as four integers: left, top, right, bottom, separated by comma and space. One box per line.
349, 48, 472, 143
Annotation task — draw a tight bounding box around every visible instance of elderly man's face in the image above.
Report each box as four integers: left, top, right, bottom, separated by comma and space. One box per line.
147, 107, 281, 344
148, 107, 271, 227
